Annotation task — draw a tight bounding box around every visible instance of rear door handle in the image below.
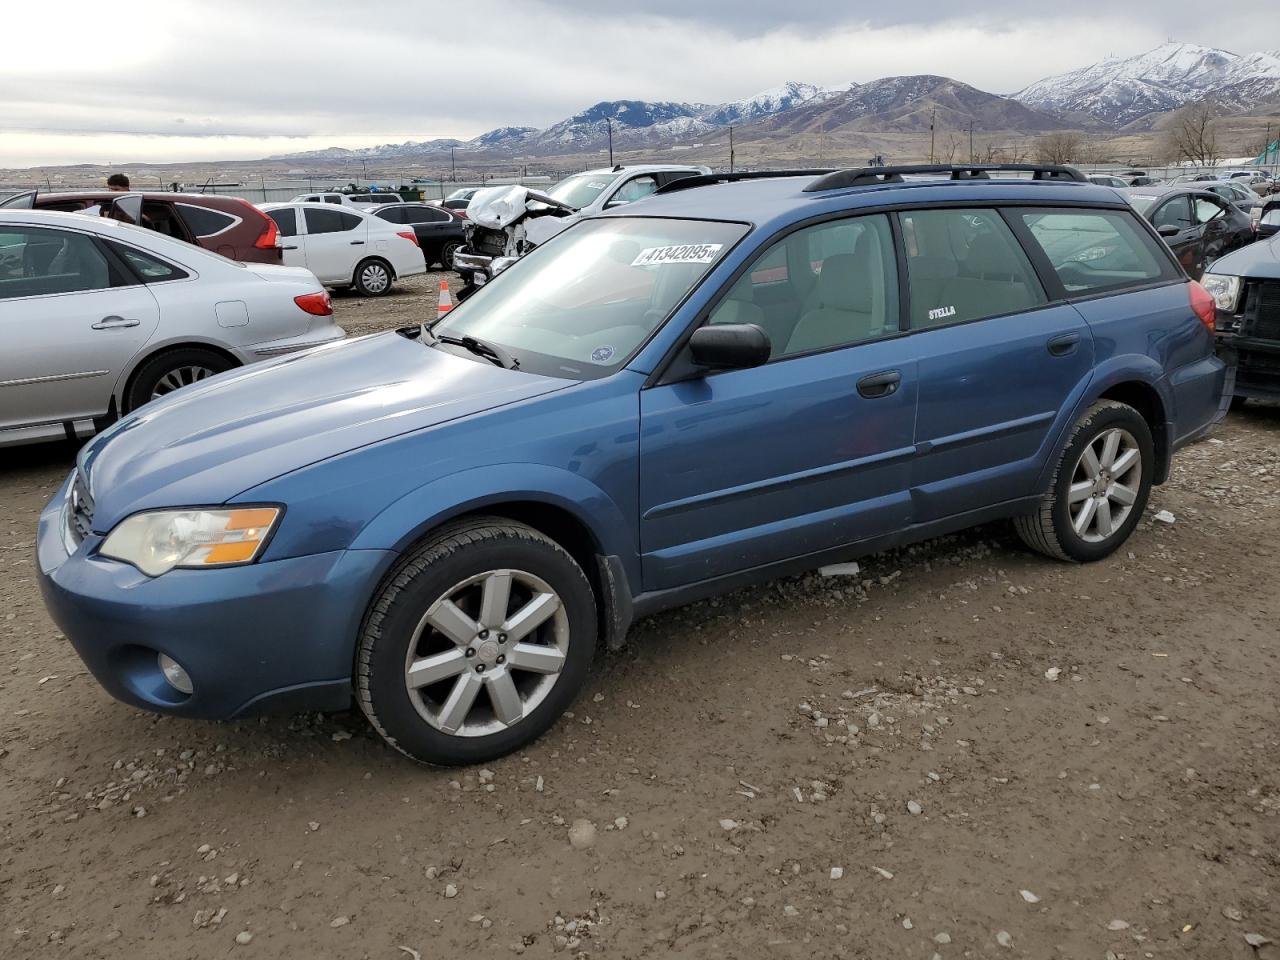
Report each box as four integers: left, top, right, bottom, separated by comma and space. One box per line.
91, 316, 139, 330
1047, 333, 1081, 356
857, 369, 902, 399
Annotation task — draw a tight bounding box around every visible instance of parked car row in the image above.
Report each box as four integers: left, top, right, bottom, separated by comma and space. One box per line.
32, 163, 1233, 766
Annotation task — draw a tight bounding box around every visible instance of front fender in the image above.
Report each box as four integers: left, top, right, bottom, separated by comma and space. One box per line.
349, 463, 639, 585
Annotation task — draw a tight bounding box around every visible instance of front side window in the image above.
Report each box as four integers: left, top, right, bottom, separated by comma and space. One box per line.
1017, 209, 1173, 294
899, 208, 1045, 328
611, 176, 658, 205
1194, 196, 1226, 224
432, 217, 747, 379
0, 226, 117, 300
707, 214, 899, 358
546, 172, 616, 209
1152, 196, 1193, 231
305, 208, 360, 234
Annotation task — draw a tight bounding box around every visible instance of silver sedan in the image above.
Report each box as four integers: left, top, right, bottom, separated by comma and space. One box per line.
0, 209, 345, 447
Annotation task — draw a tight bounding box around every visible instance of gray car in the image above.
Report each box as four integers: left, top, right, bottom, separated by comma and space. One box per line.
1, 208, 343, 447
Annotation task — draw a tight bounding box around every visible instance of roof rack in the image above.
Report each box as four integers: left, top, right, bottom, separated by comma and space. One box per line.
802, 163, 1087, 192
654, 169, 835, 195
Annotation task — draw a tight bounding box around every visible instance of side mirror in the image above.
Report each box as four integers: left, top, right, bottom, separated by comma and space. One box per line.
603, 199, 630, 209
689, 324, 771, 371
1157, 224, 1180, 238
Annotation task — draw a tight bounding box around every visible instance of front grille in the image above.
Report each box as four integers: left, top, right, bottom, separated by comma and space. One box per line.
67, 471, 95, 546
1242, 280, 1280, 342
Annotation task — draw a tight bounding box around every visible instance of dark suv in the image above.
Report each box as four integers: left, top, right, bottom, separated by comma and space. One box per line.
10, 192, 282, 264
1203, 228, 1280, 403
38, 164, 1228, 766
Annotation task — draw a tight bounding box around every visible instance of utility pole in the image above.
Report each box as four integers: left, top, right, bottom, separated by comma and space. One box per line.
360, 159, 367, 184
606, 118, 614, 166
929, 108, 936, 164
729, 125, 735, 173
969, 121, 975, 163
450, 146, 457, 182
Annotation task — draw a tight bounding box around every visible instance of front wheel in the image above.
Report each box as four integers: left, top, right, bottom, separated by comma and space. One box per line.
1015, 400, 1154, 562
439, 241, 462, 271
356, 519, 597, 765
353, 258, 394, 297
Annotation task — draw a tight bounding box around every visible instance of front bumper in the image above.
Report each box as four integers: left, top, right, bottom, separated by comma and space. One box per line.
36, 477, 393, 720
1216, 332, 1280, 400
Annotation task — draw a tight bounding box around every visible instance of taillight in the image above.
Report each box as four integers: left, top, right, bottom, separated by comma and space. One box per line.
454, 209, 468, 220
1188, 280, 1215, 332
294, 291, 332, 316
254, 214, 279, 250
397, 230, 420, 247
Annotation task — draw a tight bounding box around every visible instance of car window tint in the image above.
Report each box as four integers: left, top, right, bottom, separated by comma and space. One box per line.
176, 203, 237, 237
267, 208, 297, 236
0, 227, 117, 299
612, 176, 658, 205
708, 214, 899, 359
898, 208, 1045, 329
1194, 197, 1225, 224
1017, 209, 1172, 294
108, 241, 188, 281
1152, 196, 1192, 231
374, 207, 404, 223
305, 207, 358, 234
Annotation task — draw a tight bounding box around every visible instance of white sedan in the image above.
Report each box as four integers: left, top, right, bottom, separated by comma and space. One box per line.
0, 208, 345, 448
260, 202, 426, 296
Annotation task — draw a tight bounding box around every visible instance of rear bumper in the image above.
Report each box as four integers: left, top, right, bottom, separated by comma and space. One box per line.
237, 326, 347, 361
36, 478, 392, 720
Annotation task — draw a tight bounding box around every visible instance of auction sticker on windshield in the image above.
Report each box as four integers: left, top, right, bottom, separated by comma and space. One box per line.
631, 243, 724, 267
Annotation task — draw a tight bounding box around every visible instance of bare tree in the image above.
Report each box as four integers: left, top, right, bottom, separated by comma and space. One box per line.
1163, 103, 1220, 167
1035, 132, 1082, 164
942, 133, 964, 163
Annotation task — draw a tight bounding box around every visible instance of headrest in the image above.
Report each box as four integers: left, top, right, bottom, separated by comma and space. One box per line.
815, 242, 876, 313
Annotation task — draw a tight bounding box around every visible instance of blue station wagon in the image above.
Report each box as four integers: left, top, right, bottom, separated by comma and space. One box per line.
38, 164, 1228, 765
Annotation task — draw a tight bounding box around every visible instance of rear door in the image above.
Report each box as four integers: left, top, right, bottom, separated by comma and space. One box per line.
0, 224, 158, 432
301, 207, 367, 283
266, 207, 305, 269
1192, 194, 1235, 269
900, 207, 1094, 521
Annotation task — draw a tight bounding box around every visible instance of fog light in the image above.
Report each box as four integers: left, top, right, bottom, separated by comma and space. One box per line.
157, 653, 193, 695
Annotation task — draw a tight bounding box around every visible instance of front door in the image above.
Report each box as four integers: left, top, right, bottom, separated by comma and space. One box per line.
1150, 195, 1201, 276
638, 213, 917, 591
0, 224, 158, 432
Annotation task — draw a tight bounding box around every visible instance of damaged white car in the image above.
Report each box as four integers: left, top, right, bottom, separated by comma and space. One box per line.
454, 164, 709, 296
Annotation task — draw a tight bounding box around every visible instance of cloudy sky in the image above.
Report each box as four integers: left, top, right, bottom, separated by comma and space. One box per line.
3, 1, 1277, 167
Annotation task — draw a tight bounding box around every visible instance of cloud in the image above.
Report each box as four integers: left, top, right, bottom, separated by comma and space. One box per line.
2, 0, 1278, 166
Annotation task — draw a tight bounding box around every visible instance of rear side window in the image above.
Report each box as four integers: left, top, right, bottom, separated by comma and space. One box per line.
176, 203, 238, 237
1152, 196, 1192, 231
1017, 209, 1175, 295
305, 208, 361, 234
267, 208, 298, 236
1194, 196, 1226, 224
899, 208, 1045, 329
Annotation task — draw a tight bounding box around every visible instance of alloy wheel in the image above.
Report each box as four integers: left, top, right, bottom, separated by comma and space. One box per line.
151, 364, 216, 400
403, 569, 568, 737
1068, 427, 1141, 543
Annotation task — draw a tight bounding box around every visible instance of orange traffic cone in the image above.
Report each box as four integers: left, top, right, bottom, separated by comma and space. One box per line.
437, 279, 453, 319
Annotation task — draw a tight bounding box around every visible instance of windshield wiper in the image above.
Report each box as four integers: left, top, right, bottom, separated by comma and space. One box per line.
432, 333, 520, 370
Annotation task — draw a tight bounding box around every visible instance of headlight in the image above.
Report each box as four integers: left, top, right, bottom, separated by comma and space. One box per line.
99, 507, 281, 577
1200, 274, 1242, 313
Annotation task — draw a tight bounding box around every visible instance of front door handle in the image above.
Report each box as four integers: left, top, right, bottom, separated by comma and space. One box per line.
350, 240, 365, 245
857, 369, 902, 399
91, 316, 140, 330
1047, 333, 1081, 356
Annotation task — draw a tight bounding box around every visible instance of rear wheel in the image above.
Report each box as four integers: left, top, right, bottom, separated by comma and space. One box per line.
356, 519, 596, 765
353, 258, 393, 297
439, 241, 462, 271
1015, 400, 1153, 562
124, 347, 234, 413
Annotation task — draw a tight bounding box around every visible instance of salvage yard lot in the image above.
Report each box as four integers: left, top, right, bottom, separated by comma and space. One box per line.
2, 272, 1278, 959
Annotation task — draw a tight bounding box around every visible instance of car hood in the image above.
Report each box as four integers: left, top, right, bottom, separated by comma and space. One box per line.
1209, 232, 1280, 279
467, 185, 576, 229
79, 332, 572, 530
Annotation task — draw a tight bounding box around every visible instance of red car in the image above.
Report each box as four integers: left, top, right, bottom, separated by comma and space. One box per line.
27, 192, 282, 264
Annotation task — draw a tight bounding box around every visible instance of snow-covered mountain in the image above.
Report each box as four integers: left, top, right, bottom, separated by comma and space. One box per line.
699, 81, 839, 126
532, 100, 713, 151
470, 126, 538, 148
1014, 42, 1280, 126
272, 139, 460, 161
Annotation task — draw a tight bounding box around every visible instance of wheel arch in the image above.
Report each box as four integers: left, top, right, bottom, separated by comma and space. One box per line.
1095, 379, 1170, 484
116, 340, 243, 413
354, 254, 397, 285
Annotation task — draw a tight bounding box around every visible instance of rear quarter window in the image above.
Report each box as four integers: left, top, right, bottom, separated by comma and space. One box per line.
176, 203, 239, 238
1016, 209, 1178, 295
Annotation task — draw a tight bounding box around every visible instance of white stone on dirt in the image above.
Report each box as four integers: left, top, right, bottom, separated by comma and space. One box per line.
719, 818, 738, 831
783, 905, 799, 917
330, 916, 350, 928
996, 930, 1013, 947
1107, 919, 1129, 930
444, 884, 458, 898
1244, 933, 1271, 947
1222, 906, 1243, 922
235, 931, 253, 945
1153, 510, 1176, 524
830, 866, 844, 880
568, 819, 597, 850
331, 730, 352, 742
1019, 889, 1041, 903
873, 866, 894, 880
934, 932, 951, 944
907, 800, 923, 815
613, 816, 628, 830
1044, 667, 1062, 681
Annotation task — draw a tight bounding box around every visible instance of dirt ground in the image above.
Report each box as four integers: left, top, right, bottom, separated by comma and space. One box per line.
2, 272, 1278, 959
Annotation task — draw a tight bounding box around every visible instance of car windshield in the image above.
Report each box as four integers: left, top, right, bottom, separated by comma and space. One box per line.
430, 217, 747, 379
546, 172, 617, 210
1126, 194, 1161, 215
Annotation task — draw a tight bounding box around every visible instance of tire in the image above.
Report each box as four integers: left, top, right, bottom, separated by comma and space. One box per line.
353, 258, 394, 297
439, 241, 462, 271
356, 518, 597, 766
1014, 400, 1154, 563
124, 347, 235, 413
1229, 394, 1248, 412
